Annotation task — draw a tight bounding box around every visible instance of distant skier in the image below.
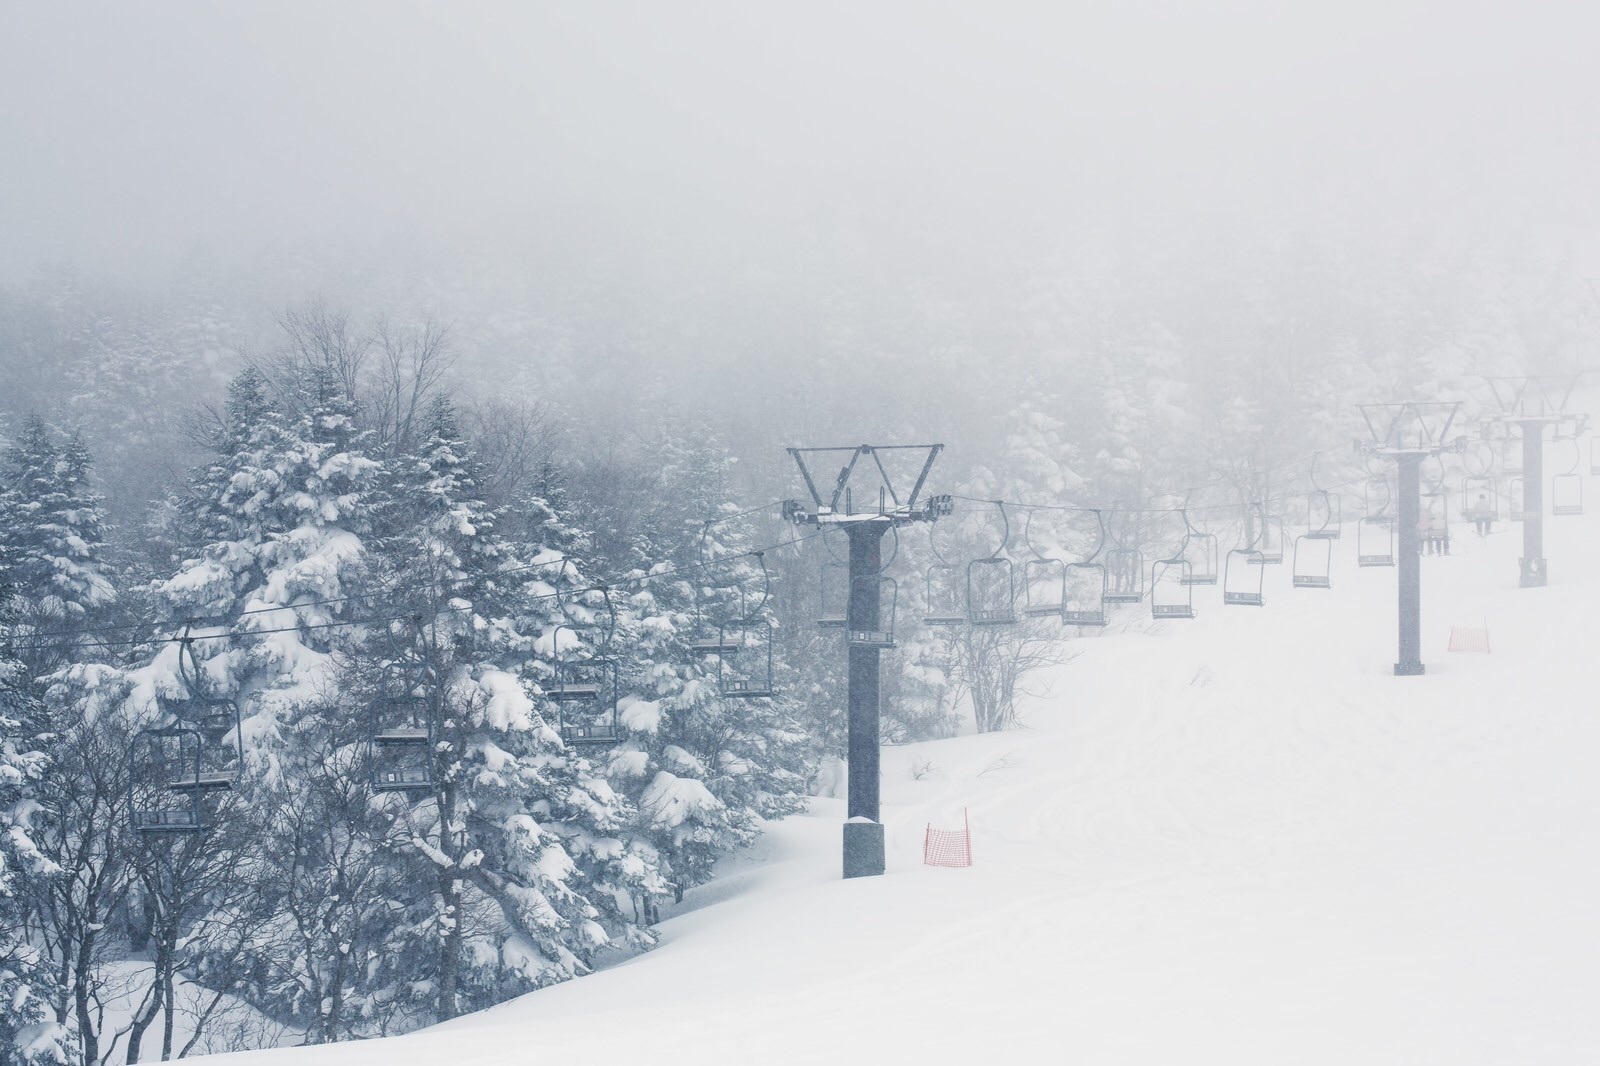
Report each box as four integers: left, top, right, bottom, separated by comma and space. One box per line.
1473, 492, 1492, 536
1418, 513, 1437, 555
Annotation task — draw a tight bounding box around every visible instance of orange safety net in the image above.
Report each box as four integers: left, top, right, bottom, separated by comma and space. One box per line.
923, 808, 973, 868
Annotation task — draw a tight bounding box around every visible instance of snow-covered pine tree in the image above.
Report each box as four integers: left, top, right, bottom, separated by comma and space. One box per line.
600, 424, 807, 899
0, 418, 114, 662
366, 394, 656, 1022
75, 364, 384, 1050
0, 640, 74, 1064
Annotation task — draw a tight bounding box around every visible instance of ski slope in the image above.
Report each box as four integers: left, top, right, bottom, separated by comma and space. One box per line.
205, 516, 1600, 1065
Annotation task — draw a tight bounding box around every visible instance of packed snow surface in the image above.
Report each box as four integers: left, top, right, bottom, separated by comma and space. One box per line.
203, 519, 1600, 1064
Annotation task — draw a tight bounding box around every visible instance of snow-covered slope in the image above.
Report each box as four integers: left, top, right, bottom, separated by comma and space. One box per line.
204, 517, 1600, 1065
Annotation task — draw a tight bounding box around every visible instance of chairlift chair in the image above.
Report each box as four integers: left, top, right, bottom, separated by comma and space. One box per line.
1223, 549, 1266, 606
816, 563, 849, 629
1292, 535, 1331, 589
1062, 562, 1108, 626
1305, 490, 1341, 540
1554, 439, 1583, 516
1357, 517, 1396, 567
1420, 490, 1451, 553
168, 633, 244, 772
1103, 548, 1144, 604
719, 619, 775, 698
691, 586, 747, 654
555, 659, 622, 746
1250, 514, 1285, 565
191, 698, 240, 740
1553, 474, 1584, 516
1151, 559, 1195, 619
967, 558, 1018, 624
1181, 532, 1219, 585
690, 631, 743, 656
923, 563, 966, 626
370, 692, 435, 794
1461, 476, 1499, 522
847, 576, 899, 647
1021, 558, 1066, 618
129, 726, 210, 833
1016, 510, 1066, 618
1363, 477, 1393, 522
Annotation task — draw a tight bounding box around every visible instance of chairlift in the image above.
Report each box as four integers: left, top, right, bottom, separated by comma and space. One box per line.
1151, 558, 1195, 619
369, 658, 435, 793
1174, 509, 1217, 585
719, 618, 775, 698
1553, 475, 1584, 516
1063, 510, 1109, 626
555, 657, 622, 746
154, 627, 241, 793
923, 563, 966, 626
1181, 532, 1218, 585
1292, 535, 1331, 589
1021, 559, 1066, 617
689, 573, 746, 654
1018, 512, 1065, 617
1357, 517, 1395, 567
848, 576, 899, 647
129, 726, 210, 833
816, 562, 849, 629
1223, 548, 1265, 606
1063, 563, 1108, 625
1462, 476, 1499, 522
542, 613, 614, 719
1363, 477, 1393, 522
1249, 510, 1284, 565
1104, 548, 1144, 603
965, 501, 1019, 624
546, 588, 625, 745
1426, 485, 1451, 526
1305, 454, 1342, 539
168, 631, 245, 764
967, 558, 1017, 624
1304, 491, 1340, 539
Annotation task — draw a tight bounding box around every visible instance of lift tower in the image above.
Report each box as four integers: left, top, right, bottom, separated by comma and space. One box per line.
785, 444, 951, 878
1356, 402, 1465, 676
1483, 376, 1588, 588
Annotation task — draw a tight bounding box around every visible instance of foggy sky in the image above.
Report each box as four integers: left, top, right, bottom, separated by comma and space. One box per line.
4, 1, 1598, 288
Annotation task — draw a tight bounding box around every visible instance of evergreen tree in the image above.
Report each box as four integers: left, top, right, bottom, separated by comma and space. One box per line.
367, 395, 658, 1022
0, 644, 74, 1064
603, 424, 807, 898
1, 417, 114, 629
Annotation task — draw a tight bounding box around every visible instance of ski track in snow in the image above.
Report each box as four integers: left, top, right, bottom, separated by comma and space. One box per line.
201, 517, 1600, 1065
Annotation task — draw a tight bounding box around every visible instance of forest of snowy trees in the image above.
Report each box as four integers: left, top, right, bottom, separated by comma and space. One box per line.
0, 232, 1593, 1063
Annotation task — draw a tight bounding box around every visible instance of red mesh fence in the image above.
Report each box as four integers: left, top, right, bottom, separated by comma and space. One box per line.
923, 809, 972, 868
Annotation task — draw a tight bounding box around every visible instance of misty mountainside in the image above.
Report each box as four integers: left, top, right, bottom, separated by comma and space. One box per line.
5, 1, 1600, 1063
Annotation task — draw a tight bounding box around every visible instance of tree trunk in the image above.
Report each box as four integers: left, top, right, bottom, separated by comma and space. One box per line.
436, 870, 461, 1021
